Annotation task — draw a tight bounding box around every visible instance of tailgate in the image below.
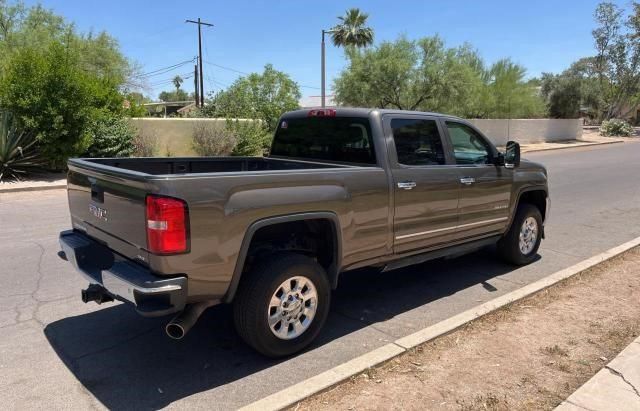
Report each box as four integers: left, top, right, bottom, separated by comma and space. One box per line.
67, 163, 151, 264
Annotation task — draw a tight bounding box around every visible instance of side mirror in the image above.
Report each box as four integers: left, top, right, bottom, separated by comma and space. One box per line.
504, 141, 520, 169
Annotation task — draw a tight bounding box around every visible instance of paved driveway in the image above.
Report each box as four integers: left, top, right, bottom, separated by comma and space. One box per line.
1, 141, 639, 409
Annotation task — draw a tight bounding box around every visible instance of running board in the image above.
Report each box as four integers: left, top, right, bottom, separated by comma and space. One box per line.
381, 236, 501, 272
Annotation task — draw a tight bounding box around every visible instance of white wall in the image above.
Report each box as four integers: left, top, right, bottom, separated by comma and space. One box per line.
468, 119, 583, 146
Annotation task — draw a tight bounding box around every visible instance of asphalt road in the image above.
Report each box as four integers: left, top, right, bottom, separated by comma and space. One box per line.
1, 141, 639, 410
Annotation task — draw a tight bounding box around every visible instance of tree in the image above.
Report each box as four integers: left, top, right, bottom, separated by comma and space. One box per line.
540, 72, 582, 118
330, 8, 374, 48
0, 1, 134, 84
334, 36, 545, 118
172, 75, 183, 91
483, 59, 546, 118
591, 1, 640, 119
0, 1, 139, 167
158, 89, 191, 102
204, 64, 301, 131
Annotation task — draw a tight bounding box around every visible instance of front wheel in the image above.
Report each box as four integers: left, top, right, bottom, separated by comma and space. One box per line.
497, 204, 543, 265
233, 252, 331, 357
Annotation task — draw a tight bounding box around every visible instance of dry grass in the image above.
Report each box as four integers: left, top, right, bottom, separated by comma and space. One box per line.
294, 247, 640, 411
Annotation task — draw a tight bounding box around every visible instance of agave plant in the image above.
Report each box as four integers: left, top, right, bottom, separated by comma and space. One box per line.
0, 112, 44, 181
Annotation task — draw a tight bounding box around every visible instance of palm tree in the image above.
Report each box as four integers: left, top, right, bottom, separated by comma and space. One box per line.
172, 75, 184, 92
329, 8, 374, 48
321, 8, 374, 107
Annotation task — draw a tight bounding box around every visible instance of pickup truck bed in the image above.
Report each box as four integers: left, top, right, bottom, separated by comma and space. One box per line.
59, 107, 549, 357
84, 156, 346, 175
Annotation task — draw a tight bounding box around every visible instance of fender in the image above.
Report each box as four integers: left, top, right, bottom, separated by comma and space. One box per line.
222, 212, 343, 303
505, 186, 549, 237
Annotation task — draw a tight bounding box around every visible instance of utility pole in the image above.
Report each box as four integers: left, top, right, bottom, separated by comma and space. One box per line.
186, 18, 213, 107
321, 29, 335, 108
194, 64, 199, 107
321, 30, 326, 108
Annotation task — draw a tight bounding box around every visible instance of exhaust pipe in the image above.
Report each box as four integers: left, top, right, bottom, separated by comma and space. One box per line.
81, 284, 114, 304
166, 300, 217, 340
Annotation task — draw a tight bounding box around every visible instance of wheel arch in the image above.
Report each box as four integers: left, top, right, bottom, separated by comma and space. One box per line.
507, 187, 549, 236
223, 212, 342, 303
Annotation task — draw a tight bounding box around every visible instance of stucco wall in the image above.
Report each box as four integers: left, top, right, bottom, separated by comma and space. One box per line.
128, 117, 583, 156
468, 119, 583, 146
127, 118, 257, 156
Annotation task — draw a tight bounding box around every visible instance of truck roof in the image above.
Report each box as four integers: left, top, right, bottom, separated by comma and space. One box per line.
283, 107, 465, 121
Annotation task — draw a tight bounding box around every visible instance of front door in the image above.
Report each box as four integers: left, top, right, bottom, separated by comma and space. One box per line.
386, 115, 461, 254
443, 120, 512, 239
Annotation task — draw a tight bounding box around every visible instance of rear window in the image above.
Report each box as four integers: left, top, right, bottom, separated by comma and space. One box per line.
270, 117, 376, 165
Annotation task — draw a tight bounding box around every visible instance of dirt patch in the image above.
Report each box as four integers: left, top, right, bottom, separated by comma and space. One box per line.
294, 247, 640, 411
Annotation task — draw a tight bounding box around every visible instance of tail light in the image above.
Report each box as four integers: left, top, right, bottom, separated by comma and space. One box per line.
146, 195, 189, 254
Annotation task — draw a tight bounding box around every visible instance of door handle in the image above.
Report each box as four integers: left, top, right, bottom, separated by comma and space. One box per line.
460, 177, 475, 185
397, 181, 417, 190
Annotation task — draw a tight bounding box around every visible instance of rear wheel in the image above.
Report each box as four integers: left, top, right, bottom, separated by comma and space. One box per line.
497, 204, 543, 265
233, 252, 331, 357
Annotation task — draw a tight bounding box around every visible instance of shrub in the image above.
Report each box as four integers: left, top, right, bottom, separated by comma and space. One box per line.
84, 113, 135, 158
0, 42, 125, 169
0, 112, 44, 181
132, 129, 158, 157
191, 121, 237, 156
599, 119, 634, 137
227, 120, 271, 156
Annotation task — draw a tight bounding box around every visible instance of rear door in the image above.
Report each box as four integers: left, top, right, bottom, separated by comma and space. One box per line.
442, 120, 512, 239
386, 115, 461, 254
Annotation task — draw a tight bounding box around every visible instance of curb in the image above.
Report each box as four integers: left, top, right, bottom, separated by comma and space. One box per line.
241, 236, 640, 411
0, 183, 67, 194
522, 140, 623, 154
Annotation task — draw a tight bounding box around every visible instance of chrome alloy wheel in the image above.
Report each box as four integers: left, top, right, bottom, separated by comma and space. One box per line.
519, 216, 538, 255
268, 276, 318, 340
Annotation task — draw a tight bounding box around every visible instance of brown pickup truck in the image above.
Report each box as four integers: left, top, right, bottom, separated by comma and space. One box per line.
58, 108, 549, 357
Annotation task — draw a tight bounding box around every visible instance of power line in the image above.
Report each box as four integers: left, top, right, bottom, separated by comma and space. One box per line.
148, 71, 194, 87
202, 60, 321, 90
135, 59, 196, 78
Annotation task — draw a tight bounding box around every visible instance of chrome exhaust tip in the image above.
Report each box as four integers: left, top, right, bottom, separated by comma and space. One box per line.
165, 322, 186, 340
165, 300, 217, 340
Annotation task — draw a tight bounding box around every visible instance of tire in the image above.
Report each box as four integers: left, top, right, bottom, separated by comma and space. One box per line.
233, 252, 331, 358
497, 204, 543, 265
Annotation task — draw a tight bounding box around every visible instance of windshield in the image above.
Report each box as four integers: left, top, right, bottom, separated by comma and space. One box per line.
270, 117, 376, 165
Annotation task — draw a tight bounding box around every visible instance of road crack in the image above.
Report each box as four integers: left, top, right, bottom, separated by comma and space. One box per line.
605, 365, 640, 398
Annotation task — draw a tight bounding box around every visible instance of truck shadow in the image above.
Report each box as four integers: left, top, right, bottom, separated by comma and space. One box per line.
44, 248, 536, 409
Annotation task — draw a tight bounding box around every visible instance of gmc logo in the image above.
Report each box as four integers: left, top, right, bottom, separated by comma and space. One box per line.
89, 204, 108, 222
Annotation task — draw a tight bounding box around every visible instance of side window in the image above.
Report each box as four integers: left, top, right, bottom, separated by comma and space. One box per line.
446, 122, 492, 165
391, 118, 446, 166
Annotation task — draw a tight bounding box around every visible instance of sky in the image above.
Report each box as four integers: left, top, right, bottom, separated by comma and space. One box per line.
25, 0, 622, 100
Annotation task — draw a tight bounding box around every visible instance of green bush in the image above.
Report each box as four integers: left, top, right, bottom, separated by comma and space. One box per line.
599, 119, 634, 137
84, 113, 135, 157
0, 112, 44, 181
227, 120, 271, 156
0, 42, 125, 168
191, 121, 237, 156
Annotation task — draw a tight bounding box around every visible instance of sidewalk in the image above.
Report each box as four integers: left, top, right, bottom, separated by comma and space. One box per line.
556, 336, 640, 411
520, 137, 624, 153
0, 172, 66, 193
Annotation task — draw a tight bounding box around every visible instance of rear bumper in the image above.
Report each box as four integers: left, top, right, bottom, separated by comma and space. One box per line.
58, 230, 187, 317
